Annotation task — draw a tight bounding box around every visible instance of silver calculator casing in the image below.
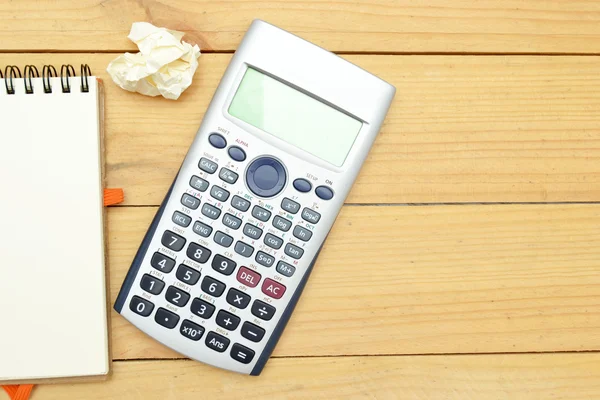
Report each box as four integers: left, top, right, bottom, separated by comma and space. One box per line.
115, 20, 395, 375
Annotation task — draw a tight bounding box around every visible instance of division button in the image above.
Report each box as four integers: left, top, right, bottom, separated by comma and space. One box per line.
230, 343, 255, 364
208, 133, 227, 149
251, 300, 276, 321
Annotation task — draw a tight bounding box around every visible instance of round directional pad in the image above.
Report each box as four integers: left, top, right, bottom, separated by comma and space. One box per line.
246, 157, 287, 198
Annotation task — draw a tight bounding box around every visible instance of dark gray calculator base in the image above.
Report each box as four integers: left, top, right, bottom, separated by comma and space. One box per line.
113, 174, 321, 375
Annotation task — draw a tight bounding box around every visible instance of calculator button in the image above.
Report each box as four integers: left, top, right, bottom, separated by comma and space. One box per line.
172, 211, 191, 227
222, 213, 242, 230
230, 343, 255, 364
231, 195, 250, 212
315, 185, 334, 200
219, 167, 238, 184
293, 225, 313, 242
180, 319, 205, 341
206, 331, 230, 353
130, 295, 154, 317
293, 178, 312, 193
246, 157, 286, 197
192, 221, 213, 237
175, 264, 201, 285
186, 242, 212, 264
228, 146, 246, 162
201, 203, 221, 220
161, 230, 186, 251
251, 205, 271, 222
243, 223, 263, 239
155, 307, 180, 329
181, 193, 200, 210
199, 157, 218, 174
211, 254, 237, 276
301, 207, 321, 224
284, 243, 304, 259
201, 276, 226, 297
191, 298, 215, 319
272, 215, 292, 232
276, 261, 296, 277
209, 133, 227, 149
234, 241, 254, 257
151, 252, 176, 273
190, 175, 209, 192
214, 231, 233, 248
226, 288, 251, 309
241, 321, 265, 343
210, 185, 230, 202
281, 198, 300, 214
216, 310, 241, 331
264, 233, 283, 250
140, 274, 165, 295
255, 251, 275, 267
236, 266, 261, 288
165, 286, 190, 307
262, 278, 286, 299
251, 300, 276, 321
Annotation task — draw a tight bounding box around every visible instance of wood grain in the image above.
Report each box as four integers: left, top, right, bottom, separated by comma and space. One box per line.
2, 53, 599, 204
1, 1, 600, 54
107, 205, 600, 359
30, 354, 600, 400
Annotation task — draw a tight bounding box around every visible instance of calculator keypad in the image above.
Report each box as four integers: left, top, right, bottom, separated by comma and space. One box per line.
129, 129, 333, 372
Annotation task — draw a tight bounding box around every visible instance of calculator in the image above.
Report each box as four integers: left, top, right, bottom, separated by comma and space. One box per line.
114, 20, 395, 375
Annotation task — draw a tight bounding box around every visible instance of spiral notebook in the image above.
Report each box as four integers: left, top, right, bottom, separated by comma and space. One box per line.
0, 64, 110, 383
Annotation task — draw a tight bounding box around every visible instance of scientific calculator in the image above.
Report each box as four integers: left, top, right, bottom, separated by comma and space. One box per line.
114, 20, 395, 375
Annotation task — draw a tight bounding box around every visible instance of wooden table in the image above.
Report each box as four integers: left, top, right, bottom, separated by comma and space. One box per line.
2, 2, 600, 399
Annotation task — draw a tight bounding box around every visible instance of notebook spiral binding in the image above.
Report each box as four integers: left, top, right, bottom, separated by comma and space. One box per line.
2, 64, 92, 95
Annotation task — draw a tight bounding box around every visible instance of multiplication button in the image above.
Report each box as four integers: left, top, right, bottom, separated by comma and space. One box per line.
226, 288, 251, 309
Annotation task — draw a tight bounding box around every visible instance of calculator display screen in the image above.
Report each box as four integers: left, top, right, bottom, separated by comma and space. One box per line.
228, 67, 362, 166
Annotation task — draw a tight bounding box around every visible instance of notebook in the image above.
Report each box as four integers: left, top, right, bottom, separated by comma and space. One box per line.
0, 64, 110, 383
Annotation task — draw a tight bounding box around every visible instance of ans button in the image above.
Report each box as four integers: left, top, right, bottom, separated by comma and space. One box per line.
315, 185, 334, 200
293, 178, 312, 193
228, 146, 246, 162
208, 133, 227, 149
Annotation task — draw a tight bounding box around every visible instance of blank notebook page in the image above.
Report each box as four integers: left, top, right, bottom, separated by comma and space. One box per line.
0, 76, 109, 382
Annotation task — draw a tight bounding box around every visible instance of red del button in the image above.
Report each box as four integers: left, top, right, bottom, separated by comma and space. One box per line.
261, 278, 286, 299
236, 267, 261, 288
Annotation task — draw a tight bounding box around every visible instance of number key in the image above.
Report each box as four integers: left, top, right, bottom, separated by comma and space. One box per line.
186, 242, 212, 263
211, 254, 236, 276
161, 230, 186, 252
201, 276, 226, 297
140, 274, 165, 295
175, 264, 201, 285
191, 298, 215, 319
130, 295, 154, 317
165, 286, 190, 307
151, 252, 175, 273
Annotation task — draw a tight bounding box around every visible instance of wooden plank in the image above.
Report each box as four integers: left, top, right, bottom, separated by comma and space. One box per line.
107, 205, 600, 359
1, 1, 600, 53
2, 54, 599, 204
33, 354, 600, 399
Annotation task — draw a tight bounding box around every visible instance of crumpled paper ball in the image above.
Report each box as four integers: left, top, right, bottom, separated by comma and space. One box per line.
107, 22, 201, 100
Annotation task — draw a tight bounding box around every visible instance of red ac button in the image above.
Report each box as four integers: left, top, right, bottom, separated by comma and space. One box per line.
261, 278, 286, 299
